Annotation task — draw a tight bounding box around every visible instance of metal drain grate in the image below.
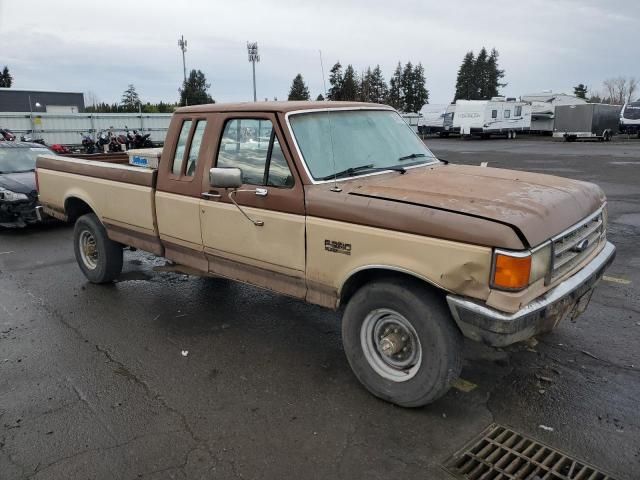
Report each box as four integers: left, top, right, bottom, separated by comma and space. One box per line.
443, 424, 617, 480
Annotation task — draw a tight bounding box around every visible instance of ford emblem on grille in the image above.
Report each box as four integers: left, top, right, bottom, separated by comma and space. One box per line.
572, 238, 590, 253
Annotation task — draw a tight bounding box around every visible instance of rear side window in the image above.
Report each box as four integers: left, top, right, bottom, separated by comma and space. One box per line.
216, 119, 293, 187
185, 121, 207, 176
491, 110, 497, 119
515, 106, 522, 117
504, 110, 511, 118
172, 120, 192, 175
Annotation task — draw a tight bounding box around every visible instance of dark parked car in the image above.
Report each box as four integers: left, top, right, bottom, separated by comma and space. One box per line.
0, 142, 52, 228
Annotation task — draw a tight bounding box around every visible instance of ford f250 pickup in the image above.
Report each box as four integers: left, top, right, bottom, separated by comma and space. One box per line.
36, 102, 616, 407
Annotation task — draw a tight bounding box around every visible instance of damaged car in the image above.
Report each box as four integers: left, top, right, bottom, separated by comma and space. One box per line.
0, 142, 53, 228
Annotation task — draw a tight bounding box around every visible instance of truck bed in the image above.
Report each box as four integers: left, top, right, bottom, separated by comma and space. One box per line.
36, 154, 159, 242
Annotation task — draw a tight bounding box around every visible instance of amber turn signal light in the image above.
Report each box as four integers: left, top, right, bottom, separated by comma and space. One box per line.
492, 253, 532, 290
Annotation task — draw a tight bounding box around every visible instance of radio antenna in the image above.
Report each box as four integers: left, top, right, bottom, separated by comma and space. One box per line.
319, 49, 341, 192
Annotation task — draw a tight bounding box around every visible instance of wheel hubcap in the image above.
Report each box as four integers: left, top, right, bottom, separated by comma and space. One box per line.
361, 308, 422, 382
79, 230, 98, 270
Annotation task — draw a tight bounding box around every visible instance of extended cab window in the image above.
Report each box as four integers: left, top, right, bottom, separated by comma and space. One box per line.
172, 120, 192, 175
216, 119, 293, 187
185, 121, 207, 176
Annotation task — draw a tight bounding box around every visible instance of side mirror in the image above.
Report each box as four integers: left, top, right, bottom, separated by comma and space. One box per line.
209, 167, 242, 189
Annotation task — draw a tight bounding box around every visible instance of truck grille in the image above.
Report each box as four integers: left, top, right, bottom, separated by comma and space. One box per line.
550, 209, 605, 283
444, 424, 617, 480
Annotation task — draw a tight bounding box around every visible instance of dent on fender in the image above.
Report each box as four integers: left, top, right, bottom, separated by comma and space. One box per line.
440, 260, 491, 299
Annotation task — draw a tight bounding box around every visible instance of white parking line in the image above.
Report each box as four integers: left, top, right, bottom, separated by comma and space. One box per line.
603, 275, 632, 285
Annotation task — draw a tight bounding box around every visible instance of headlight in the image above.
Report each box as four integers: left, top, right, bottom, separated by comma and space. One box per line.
0, 187, 29, 202
491, 242, 551, 291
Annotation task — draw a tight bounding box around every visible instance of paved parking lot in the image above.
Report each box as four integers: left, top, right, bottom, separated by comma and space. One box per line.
1, 137, 639, 479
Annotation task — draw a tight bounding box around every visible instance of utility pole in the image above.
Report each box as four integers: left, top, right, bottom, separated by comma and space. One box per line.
247, 42, 260, 102
178, 35, 188, 106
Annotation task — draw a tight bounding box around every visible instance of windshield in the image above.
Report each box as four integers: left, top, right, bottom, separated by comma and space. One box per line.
0, 147, 51, 173
623, 102, 640, 120
288, 109, 438, 181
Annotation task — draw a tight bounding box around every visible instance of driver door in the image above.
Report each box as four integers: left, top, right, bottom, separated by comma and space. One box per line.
199, 113, 306, 298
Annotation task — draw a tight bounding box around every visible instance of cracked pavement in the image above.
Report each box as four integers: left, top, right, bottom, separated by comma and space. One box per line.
1, 138, 639, 479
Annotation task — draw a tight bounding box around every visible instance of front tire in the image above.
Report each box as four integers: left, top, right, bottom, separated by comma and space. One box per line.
73, 213, 123, 283
341, 278, 463, 407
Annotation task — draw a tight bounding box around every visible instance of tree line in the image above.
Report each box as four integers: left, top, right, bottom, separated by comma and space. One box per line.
288, 61, 430, 112
575, 77, 639, 104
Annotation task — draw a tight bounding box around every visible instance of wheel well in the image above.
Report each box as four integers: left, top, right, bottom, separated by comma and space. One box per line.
339, 268, 444, 308
64, 197, 93, 222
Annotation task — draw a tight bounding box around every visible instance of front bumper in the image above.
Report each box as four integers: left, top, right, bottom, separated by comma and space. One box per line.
0, 200, 40, 228
446, 242, 616, 347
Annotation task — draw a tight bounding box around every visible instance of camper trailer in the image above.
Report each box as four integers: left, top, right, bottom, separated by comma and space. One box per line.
416, 104, 458, 136
521, 92, 587, 134
417, 104, 448, 135
553, 104, 621, 142
454, 98, 531, 138
400, 112, 421, 133
619, 101, 640, 136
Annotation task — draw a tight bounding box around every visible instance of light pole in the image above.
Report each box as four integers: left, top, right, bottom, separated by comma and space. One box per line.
178, 35, 188, 106
247, 42, 260, 102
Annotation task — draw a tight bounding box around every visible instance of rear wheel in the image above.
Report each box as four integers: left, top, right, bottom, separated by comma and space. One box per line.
341, 278, 463, 407
73, 213, 123, 283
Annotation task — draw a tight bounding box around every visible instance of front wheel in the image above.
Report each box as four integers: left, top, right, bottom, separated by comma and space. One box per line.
73, 213, 123, 283
341, 278, 463, 407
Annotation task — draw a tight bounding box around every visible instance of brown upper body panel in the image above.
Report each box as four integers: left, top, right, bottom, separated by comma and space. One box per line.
305, 164, 605, 249
177, 101, 390, 115
37, 155, 157, 187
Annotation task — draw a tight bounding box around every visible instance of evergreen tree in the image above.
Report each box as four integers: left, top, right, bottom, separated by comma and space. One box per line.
287, 73, 310, 101
410, 63, 429, 112
483, 48, 505, 99
401, 62, 415, 112
341, 65, 359, 101
574, 84, 588, 99
316, 93, 325, 101
121, 84, 140, 112
369, 65, 388, 104
474, 47, 489, 99
328, 62, 344, 101
179, 69, 214, 106
0, 66, 13, 88
359, 67, 373, 102
387, 62, 404, 110
454, 52, 476, 101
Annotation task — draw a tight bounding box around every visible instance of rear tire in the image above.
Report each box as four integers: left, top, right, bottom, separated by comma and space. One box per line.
73, 213, 123, 283
341, 278, 463, 407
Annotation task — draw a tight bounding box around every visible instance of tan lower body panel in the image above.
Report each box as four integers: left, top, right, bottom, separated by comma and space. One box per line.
156, 191, 203, 247
37, 169, 156, 231
305, 216, 493, 303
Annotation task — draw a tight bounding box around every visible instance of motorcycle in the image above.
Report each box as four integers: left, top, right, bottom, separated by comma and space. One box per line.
50, 144, 71, 154
0, 128, 16, 141
96, 129, 111, 152
80, 132, 96, 154
132, 129, 153, 148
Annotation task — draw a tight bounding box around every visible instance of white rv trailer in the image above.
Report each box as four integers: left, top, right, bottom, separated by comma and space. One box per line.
417, 104, 459, 136
619, 101, 640, 136
454, 97, 531, 138
400, 112, 421, 133
521, 92, 587, 134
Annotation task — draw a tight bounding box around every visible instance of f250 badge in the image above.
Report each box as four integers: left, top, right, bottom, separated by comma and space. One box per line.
325, 240, 352, 255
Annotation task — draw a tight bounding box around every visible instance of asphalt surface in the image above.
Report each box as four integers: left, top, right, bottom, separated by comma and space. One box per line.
1, 137, 639, 479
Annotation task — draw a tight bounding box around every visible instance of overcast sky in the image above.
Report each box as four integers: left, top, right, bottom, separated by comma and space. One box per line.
0, 0, 638, 106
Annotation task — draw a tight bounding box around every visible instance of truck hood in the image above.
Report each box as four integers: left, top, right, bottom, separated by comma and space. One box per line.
345, 164, 605, 248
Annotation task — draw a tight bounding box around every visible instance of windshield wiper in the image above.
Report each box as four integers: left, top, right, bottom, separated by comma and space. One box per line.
318, 164, 406, 181
398, 153, 427, 161
12, 169, 35, 173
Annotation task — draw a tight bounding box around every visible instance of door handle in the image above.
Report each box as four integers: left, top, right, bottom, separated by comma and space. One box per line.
255, 188, 268, 197
201, 191, 221, 199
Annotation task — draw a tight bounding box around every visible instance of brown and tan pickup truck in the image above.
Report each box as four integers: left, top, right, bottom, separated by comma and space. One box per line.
36, 101, 616, 407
